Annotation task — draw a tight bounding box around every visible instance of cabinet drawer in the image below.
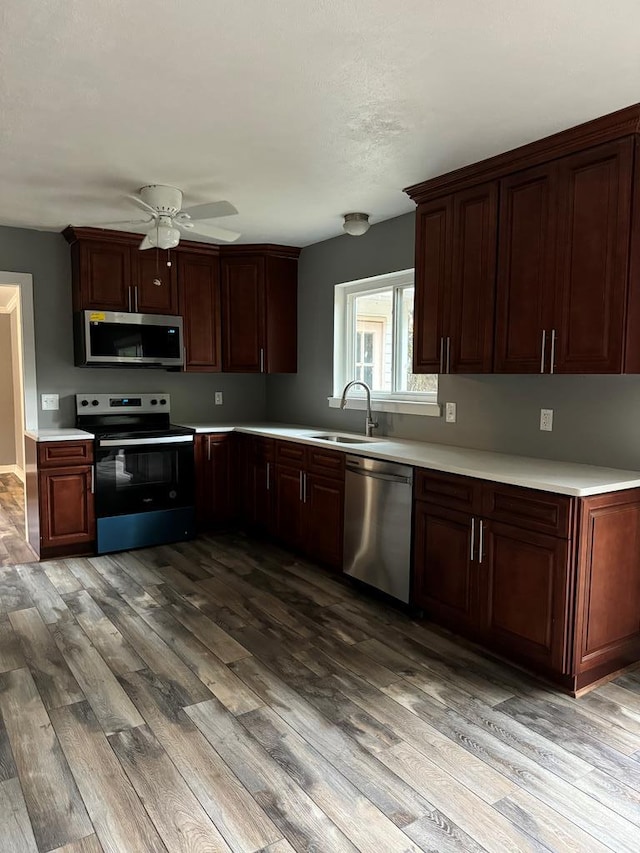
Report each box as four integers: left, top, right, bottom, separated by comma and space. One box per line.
306, 446, 345, 479
415, 469, 481, 514
482, 483, 573, 538
38, 441, 94, 468
276, 441, 306, 466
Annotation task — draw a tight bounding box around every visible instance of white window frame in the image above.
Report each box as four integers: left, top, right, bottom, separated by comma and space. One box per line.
330, 269, 441, 417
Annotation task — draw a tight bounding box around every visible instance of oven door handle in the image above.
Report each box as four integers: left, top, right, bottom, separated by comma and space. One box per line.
98, 436, 194, 447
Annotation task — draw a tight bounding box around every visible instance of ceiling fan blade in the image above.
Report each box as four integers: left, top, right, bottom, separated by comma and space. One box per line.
179, 201, 238, 221
84, 217, 154, 228
139, 234, 154, 250
180, 221, 241, 243
127, 194, 158, 215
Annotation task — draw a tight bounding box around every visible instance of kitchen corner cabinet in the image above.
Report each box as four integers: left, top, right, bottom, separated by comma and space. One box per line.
413, 468, 640, 694
407, 106, 640, 375
194, 433, 235, 529
25, 438, 95, 559
221, 249, 298, 373
178, 253, 222, 372
273, 442, 344, 570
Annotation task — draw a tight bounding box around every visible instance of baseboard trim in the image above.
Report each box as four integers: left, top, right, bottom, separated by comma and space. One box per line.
0, 464, 25, 482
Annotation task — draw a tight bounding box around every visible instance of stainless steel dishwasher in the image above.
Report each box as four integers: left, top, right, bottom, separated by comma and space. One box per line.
343, 455, 413, 603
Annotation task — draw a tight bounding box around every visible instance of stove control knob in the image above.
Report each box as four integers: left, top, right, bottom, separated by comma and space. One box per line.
91, 399, 99, 406
160, 398, 167, 405
80, 399, 89, 407
150, 399, 158, 406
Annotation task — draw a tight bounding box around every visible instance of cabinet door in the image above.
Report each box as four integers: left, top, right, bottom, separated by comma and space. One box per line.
305, 473, 344, 570
494, 165, 558, 372
274, 463, 304, 549
413, 199, 452, 372
194, 434, 212, 527
448, 182, 498, 373
412, 503, 476, 632
39, 467, 95, 549
553, 138, 633, 373
131, 250, 179, 315
195, 434, 234, 528
265, 255, 298, 373
221, 256, 265, 372
78, 241, 131, 311
480, 521, 569, 672
178, 253, 222, 372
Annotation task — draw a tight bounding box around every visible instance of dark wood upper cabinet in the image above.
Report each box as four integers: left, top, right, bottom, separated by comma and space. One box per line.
553, 139, 633, 374
448, 182, 498, 373
413, 198, 451, 372
221, 250, 298, 373
131, 250, 179, 315
74, 240, 131, 312
494, 164, 558, 373
178, 252, 222, 372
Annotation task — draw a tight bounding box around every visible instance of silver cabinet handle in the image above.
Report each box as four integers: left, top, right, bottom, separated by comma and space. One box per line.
439, 337, 444, 373
299, 470, 304, 502
470, 517, 476, 561
540, 330, 546, 374
128, 286, 132, 312
90, 467, 95, 494
260, 348, 265, 373
207, 436, 211, 462
266, 461, 270, 491
446, 336, 451, 374
134, 286, 139, 313
303, 472, 307, 503
550, 329, 556, 374
478, 519, 484, 564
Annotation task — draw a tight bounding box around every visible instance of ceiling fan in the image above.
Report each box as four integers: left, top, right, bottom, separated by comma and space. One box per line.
93, 185, 241, 249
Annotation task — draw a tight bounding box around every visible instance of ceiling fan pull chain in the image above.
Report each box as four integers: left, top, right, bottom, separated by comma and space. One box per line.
153, 245, 162, 287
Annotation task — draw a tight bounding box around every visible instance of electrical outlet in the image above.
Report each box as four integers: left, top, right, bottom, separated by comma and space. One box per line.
540, 408, 553, 431
41, 394, 59, 411
445, 402, 457, 423
214, 392, 223, 406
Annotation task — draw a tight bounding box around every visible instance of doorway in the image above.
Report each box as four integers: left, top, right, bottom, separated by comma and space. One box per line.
0, 273, 38, 565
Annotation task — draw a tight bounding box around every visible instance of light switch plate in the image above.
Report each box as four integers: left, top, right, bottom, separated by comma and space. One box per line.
41, 393, 59, 411
540, 408, 553, 431
445, 402, 457, 423
214, 392, 223, 406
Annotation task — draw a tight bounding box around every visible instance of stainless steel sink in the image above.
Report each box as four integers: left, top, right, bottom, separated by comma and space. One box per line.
309, 434, 375, 445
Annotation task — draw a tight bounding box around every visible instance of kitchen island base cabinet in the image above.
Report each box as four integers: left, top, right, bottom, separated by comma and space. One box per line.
413, 469, 640, 694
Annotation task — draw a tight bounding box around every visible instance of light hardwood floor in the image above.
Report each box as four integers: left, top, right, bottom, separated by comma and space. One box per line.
0, 474, 36, 567
1, 531, 640, 851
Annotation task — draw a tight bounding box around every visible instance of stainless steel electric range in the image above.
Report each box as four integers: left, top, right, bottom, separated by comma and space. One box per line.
76, 393, 196, 554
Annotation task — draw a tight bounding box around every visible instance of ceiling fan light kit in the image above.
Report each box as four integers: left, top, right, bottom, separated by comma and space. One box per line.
343, 212, 370, 236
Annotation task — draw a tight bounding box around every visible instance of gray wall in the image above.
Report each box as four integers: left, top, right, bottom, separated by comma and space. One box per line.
0, 226, 267, 428
268, 212, 640, 472
0, 314, 16, 464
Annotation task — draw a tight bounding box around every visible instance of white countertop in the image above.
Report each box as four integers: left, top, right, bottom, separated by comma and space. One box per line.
25, 428, 95, 442
178, 422, 640, 497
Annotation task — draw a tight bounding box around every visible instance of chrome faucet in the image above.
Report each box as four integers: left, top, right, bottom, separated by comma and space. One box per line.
340, 381, 378, 437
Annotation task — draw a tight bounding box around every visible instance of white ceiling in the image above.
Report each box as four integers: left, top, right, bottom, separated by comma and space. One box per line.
2, 1, 640, 247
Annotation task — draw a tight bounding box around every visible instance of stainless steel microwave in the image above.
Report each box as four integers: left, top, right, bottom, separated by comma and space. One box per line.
75, 310, 184, 368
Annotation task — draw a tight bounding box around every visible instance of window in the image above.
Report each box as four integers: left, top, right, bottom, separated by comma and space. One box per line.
331, 270, 439, 416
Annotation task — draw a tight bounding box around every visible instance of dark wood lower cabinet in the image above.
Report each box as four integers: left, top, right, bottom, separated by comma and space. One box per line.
305, 473, 344, 570
274, 463, 305, 550
194, 433, 235, 529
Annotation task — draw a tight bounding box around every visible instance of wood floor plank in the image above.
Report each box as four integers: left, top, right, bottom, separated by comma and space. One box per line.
186, 699, 360, 853
0, 615, 25, 672
238, 704, 424, 853
8, 607, 84, 709
119, 669, 281, 852
51, 619, 144, 736
108, 551, 163, 588
228, 655, 433, 828
0, 777, 39, 853
15, 564, 72, 624
50, 701, 167, 853
257, 841, 296, 853
88, 556, 162, 612
109, 724, 234, 853
0, 709, 18, 782
43, 561, 83, 595
0, 566, 33, 614
401, 810, 488, 853
64, 589, 145, 675
50, 835, 104, 853
573, 767, 640, 827
0, 668, 92, 851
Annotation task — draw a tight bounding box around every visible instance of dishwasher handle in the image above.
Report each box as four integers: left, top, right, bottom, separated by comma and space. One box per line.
346, 464, 412, 485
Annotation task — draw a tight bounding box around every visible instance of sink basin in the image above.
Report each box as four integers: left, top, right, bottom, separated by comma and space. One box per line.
309, 433, 375, 445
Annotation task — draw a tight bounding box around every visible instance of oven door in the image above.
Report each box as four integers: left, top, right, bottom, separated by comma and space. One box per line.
94, 435, 194, 518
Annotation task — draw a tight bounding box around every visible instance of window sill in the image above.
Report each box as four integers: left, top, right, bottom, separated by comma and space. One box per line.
327, 397, 442, 417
